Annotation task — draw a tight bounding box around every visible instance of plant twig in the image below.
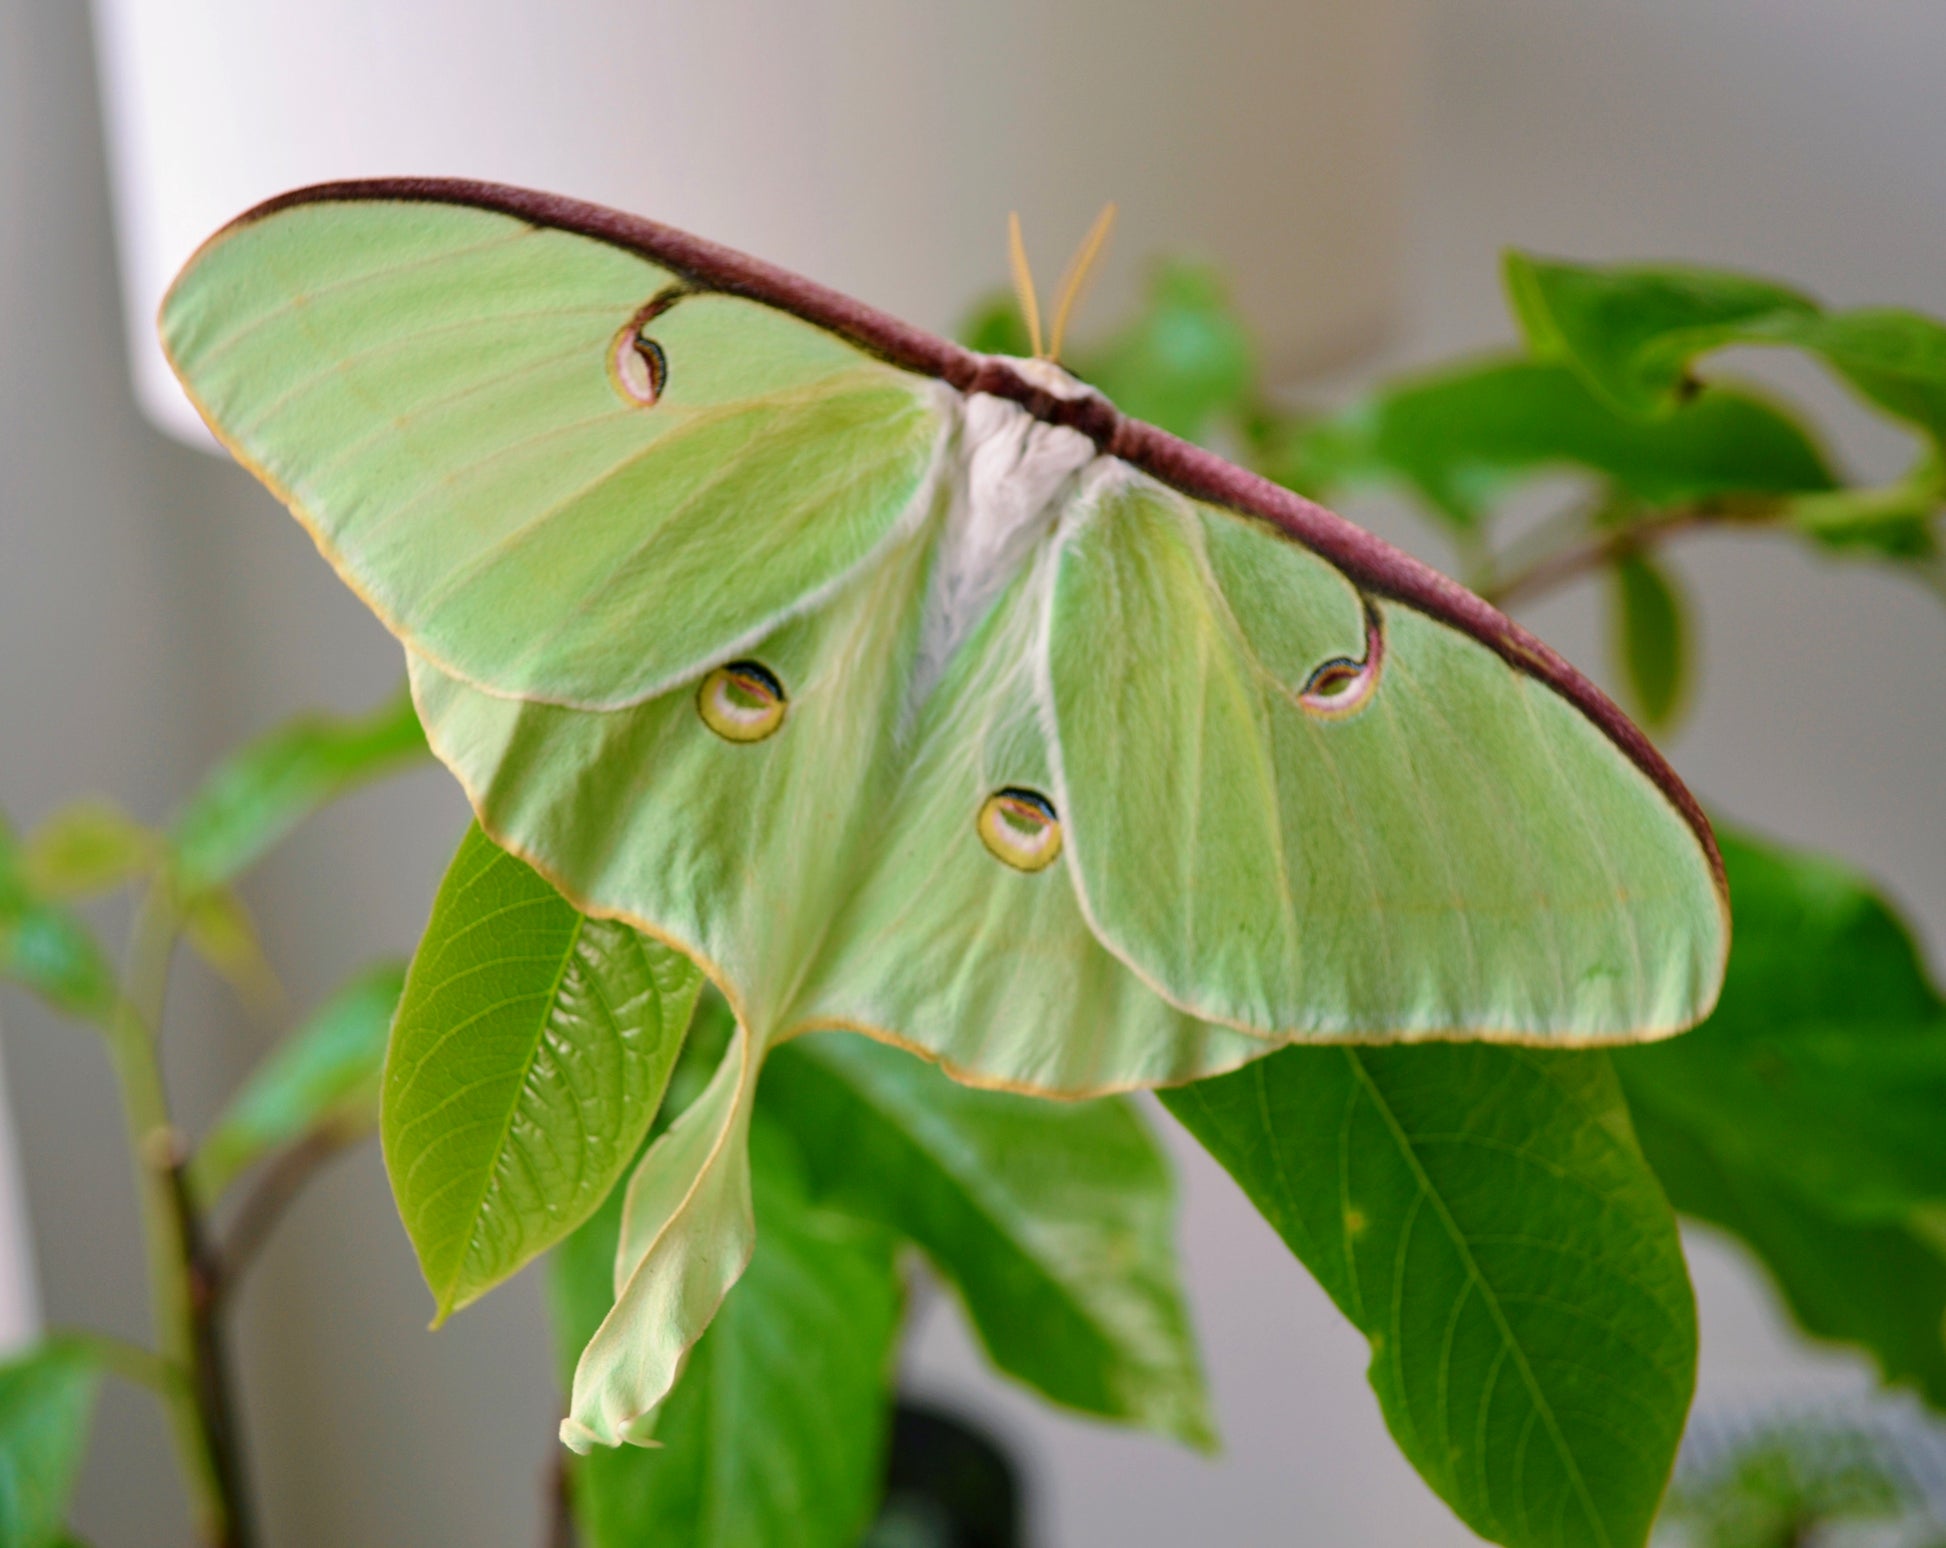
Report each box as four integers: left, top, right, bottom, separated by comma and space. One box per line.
106, 880, 257, 1548
167, 1156, 255, 1547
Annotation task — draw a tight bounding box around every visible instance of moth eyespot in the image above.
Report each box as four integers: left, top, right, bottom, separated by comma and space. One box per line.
1298, 607, 1384, 719
977, 787, 1063, 873
698, 661, 786, 743
1299, 662, 1377, 716
609, 324, 668, 406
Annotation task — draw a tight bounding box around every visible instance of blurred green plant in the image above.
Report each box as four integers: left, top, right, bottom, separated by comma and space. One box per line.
3, 246, 1944, 1548
1656, 1417, 1941, 1548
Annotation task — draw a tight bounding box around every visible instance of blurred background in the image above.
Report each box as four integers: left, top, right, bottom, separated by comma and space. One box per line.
2, 0, 1943, 1542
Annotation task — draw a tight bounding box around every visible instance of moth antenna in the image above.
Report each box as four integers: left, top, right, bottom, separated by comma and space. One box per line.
1007, 210, 1045, 359
1048, 201, 1117, 363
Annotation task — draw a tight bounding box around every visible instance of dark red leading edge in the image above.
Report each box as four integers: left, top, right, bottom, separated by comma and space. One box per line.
224, 177, 1724, 893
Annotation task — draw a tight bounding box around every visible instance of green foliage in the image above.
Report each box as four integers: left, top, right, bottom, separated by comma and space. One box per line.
0, 816, 116, 1023
385, 824, 702, 1321
1636, 1111, 1946, 1409
1789, 463, 1945, 559
1773, 309, 1946, 450
19, 801, 159, 899
20, 200, 1946, 1548
1616, 830, 1946, 1404
1619, 831, 1946, 1221
552, 1118, 901, 1548
1274, 357, 1832, 533
1509, 253, 1946, 449
193, 961, 407, 1201
1610, 551, 1693, 730
1164, 1045, 1696, 1548
169, 686, 428, 891
0, 1340, 101, 1548
1659, 1422, 1910, 1548
1505, 253, 1946, 562
1503, 255, 1818, 417
765, 1032, 1213, 1447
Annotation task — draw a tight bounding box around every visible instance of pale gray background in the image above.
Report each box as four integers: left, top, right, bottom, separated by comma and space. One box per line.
2, 1, 1942, 1544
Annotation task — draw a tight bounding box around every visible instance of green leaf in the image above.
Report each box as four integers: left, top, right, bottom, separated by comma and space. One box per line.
1758, 307, 1946, 449
1504, 253, 1816, 417
1616, 830, 1946, 1408
0, 1340, 102, 1548
0, 904, 116, 1024
1275, 357, 1833, 530
384, 823, 702, 1320
20, 801, 159, 899
1609, 551, 1692, 731
1507, 252, 1946, 448
0, 826, 116, 1024
552, 1117, 901, 1548
1615, 830, 1946, 1227
764, 1032, 1213, 1448
1748, 307, 1946, 449
193, 960, 407, 1201
170, 685, 428, 890
1164, 1044, 1696, 1548
1631, 1102, 1946, 1409
1081, 260, 1255, 443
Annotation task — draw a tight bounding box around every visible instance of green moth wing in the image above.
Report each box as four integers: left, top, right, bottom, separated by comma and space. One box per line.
162, 180, 1729, 1454
564, 1015, 761, 1452
409, 525, 1267, 1099
160, 192, 949, 709
1046, 474, 1726, 1041
783, 533, 1269, 1092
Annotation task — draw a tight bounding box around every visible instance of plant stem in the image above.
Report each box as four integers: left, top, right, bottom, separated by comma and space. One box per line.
106, 881, 255, 1548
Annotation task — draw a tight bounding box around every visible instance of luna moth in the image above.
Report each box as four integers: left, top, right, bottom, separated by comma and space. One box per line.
159, 179, 1727, 1452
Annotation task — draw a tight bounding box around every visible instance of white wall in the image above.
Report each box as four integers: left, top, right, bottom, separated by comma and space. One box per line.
1, 1, 1941, 1545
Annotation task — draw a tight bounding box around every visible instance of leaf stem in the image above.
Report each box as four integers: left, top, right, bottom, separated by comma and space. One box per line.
52, 1327, 184, 1397
106, 880, 257, 1548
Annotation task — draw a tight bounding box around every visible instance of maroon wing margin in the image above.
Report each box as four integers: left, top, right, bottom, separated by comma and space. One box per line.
212, 176, 1724, 894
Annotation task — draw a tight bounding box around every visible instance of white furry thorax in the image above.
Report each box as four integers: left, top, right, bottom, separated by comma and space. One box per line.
909, 372, 1103, 704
